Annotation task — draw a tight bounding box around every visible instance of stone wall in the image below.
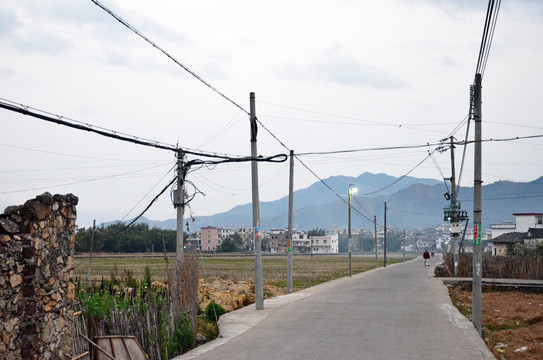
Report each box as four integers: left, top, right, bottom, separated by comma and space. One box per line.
0, 193, 78, 360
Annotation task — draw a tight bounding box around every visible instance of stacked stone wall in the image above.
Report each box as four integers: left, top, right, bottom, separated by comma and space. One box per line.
0, 193, 78, 360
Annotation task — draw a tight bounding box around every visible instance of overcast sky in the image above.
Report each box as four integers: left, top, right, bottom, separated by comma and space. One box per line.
1, 0, 542, 229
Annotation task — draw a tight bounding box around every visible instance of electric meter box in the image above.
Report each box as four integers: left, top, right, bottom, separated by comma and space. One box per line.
450, 222, 461, 234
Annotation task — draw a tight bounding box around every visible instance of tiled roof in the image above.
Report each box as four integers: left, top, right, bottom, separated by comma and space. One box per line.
490, 232, 525, 244
525, 228, 543, 239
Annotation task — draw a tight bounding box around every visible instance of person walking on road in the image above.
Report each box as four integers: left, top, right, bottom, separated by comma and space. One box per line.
423, 250, 430, 267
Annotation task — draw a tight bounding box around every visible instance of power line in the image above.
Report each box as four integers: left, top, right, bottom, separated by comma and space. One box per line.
294, 134, 543, 157
0, 97, 287, 162
293, 154, 374, 224
0, 162, 172, 173
90, 0, 249, 115
459, 192, 543, 202
0, 163, 169, 195
361, 151, 434, 196
296, 142, 443, 157
475, 0, 502, 77
118, 164, 177, 224
0, 141, 167, 162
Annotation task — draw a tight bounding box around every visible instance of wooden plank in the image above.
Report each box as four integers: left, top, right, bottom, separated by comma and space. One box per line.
124, 337, 148, 360
71, 351, 90, 360
111, 338, 129, 360
94, 336, 147, 360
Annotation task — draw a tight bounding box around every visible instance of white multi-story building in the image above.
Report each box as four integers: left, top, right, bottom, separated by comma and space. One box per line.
292, 231, 310, 253
217, 227, 236, 239
491, 213, 543, 239
310, 233, 339, 254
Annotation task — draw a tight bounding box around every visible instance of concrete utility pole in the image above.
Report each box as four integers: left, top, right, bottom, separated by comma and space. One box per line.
176, 150, 185, 264
87, 219, 95, 281
348, 184, 357, 277
250, 92, 264, 310
384, 202, 387, 267
472, 74, 483, 335
374, 215, 378, 269
348, 190, 352, 276
449, 136, 459, 277
403, 229, 406, 261
287, 150, 294, 294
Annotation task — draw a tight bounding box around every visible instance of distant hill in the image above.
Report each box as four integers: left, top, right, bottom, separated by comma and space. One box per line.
116, 174, 543, 231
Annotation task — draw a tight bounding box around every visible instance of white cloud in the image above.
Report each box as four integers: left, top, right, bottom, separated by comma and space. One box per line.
0, 7, 20, 37
282, 55, 407, 90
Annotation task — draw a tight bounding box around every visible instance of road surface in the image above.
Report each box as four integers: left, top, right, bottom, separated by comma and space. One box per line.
176, 255, 495, 360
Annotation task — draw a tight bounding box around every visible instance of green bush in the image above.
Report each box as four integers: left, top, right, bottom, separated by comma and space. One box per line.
169, 314, 195, 355
205, 300, 226, 321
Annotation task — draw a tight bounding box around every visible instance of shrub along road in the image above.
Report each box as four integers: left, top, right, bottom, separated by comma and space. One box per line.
176, 256, 495, 360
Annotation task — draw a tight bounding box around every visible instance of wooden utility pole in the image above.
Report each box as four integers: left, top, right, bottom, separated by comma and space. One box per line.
384, 202, 387, 267
287, 150, 294, 294
86, 219, 95, 281
250, 92, 263, 310
472, 74, 483, 335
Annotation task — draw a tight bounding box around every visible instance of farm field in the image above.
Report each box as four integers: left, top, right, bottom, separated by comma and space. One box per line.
74, 253, 409, 311
448, 284, 543, 360
74, 253, 407, 290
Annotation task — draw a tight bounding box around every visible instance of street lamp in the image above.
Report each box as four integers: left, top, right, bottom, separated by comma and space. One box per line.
348, 184, 358, 277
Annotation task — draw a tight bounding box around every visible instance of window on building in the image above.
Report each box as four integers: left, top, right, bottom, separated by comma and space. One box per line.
316, 240, 319, 244
324, 240, 327, 244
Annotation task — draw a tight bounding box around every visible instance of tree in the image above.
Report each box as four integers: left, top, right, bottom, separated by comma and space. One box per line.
217, 237, 242, 252
308, 228, 326, 237
385, 231, 403, 252
355, 235, 375, 252
75, 222, 179, 253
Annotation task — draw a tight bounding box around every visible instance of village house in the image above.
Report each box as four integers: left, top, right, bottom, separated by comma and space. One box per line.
310, 233, 339, 254
185, 234, 201, 250
488, 232, 525, 256
201, 226, 221, 252
524, 228, 543, 244
491, 213, 543, 239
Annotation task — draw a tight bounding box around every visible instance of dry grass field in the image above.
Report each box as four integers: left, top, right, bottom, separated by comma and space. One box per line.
75, 253, 402, 289
448, 284, 543, 360
74, 253, 406, 311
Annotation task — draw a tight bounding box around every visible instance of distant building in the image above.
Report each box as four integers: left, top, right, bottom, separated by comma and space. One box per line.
201, 226, 221, 252
310, 233, 339, 254
236, 227, 253, 250
491, 213, 543, 239
269, 229, 287, 253
185, 235, 201, 250
489, 232, 525, 256
524, 228, 543, 245
292, 231, 310, 253
218, 227, 235, 240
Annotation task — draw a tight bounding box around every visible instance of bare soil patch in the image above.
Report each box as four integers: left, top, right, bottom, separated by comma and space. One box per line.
447, 284, 543, 359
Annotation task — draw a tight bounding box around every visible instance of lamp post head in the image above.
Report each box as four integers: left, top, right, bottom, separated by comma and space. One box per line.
349, 184, 358, 195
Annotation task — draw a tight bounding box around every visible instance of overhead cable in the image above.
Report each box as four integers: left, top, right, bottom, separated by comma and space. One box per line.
361, 151, 434, 196
0, 163, 169, 195
293, 154, 374, 224
0, 98, 287, 162
475, 0, 502, 78
90, 0, 248, 115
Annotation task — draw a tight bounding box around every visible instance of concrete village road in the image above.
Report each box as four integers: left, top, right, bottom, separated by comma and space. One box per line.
176, 256, 495, 360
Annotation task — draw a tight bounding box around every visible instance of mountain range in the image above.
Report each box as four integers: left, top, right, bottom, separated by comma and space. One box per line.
122, 172, 543, 231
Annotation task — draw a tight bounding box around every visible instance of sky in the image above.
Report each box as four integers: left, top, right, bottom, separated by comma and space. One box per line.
1, 0, 543, 229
